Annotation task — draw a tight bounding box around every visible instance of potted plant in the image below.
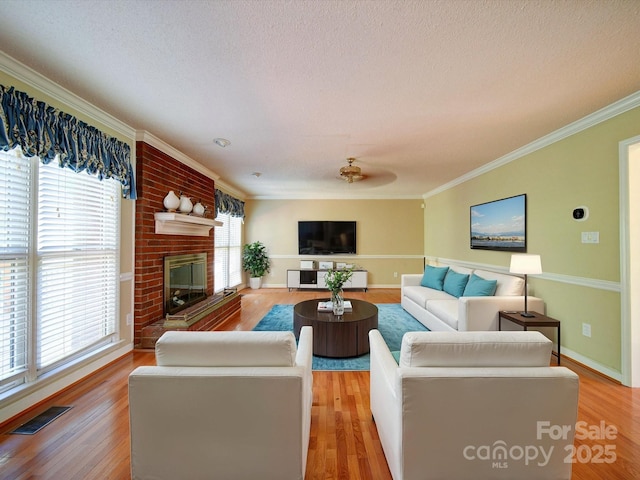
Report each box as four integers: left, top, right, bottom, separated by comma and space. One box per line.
324, 268, 353, 315
242, 241, 271, 289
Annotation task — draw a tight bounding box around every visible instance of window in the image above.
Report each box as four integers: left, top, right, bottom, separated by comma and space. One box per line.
214, 212, 242, 292
1, 148, 120, 394
0, 149, 31, 389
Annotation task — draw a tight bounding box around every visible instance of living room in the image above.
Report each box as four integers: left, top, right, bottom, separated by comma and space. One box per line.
1, 1, 640, 478
245, 99, 640, 383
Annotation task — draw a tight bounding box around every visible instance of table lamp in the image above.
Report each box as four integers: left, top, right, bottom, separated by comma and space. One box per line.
509, 254, 542, 317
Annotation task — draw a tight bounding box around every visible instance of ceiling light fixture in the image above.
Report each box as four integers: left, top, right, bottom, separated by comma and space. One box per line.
339, 157, 364, 183
213, 138, 231, 148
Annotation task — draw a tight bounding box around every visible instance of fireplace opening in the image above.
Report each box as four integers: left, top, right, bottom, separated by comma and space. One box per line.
164, 253, 207, 315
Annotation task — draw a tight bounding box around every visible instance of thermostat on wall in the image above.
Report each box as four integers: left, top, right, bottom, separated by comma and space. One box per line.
572, 206, 589, 221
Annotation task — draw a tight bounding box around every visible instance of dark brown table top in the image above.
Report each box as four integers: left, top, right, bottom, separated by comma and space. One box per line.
293, 298, 378, 323
499, 310, 560, 326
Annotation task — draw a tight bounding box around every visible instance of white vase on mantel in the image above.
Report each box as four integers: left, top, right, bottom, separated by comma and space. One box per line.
179, 195, 193, 214
163, 190, 180, 211
192, 201, 205, 217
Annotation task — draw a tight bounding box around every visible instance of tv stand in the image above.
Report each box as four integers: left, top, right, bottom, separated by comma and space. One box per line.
287, 269, 368, 291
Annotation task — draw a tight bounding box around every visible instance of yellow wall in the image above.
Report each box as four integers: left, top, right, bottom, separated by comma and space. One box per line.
244, 199, 425, 286
424, 106, 640, 375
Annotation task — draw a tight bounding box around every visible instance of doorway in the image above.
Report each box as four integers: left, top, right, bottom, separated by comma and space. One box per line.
620, 135, 640, 387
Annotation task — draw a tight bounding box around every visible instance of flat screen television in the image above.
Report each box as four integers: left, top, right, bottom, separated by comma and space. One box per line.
470, 194, 526, 252
298, 221, 357, 255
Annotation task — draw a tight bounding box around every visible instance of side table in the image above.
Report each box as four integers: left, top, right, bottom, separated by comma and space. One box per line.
498, 311, 561, 365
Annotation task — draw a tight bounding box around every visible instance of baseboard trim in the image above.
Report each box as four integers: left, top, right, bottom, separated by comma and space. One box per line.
560, 347, 623, 384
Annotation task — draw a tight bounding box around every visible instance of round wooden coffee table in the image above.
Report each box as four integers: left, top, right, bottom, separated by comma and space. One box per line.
293, 299, 378, 358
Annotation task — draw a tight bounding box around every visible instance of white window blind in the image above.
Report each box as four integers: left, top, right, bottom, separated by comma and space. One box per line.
214, 212, 242, 292
37, 161, 119, 370
0, 149, 31, 387
228, 215, 242, 287
1, 147, 120, 395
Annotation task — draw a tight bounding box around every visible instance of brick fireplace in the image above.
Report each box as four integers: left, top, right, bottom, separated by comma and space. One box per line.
133, 140, 240, 348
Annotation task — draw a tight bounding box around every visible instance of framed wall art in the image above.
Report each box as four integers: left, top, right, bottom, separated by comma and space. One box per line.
470, 194, 526, 252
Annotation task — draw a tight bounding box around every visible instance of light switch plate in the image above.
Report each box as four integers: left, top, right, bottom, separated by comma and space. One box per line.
581, 232, 599, 244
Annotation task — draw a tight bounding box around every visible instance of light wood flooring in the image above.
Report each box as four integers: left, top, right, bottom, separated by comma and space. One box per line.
1, 288, 639, 479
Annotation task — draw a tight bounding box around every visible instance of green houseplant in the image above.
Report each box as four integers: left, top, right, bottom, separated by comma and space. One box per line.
242, 241, 271, 289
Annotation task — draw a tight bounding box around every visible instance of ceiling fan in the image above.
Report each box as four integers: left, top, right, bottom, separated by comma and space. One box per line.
339, 157, 364, 183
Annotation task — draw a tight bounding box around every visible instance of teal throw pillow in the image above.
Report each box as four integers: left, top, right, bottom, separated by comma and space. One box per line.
420, 265, 449, 290
463, 273, 498, 297
443, 270, 470, 298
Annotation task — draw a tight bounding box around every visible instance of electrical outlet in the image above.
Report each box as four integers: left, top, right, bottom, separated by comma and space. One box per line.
393, 272, 398, 278
582, 323, 591, 337
126, 313, 132, 326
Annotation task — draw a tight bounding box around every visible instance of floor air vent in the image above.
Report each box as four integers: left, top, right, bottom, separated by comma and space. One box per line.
10, 406, 73, 435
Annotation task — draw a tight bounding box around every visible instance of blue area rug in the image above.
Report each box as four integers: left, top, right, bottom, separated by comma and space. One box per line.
253, 303, 428, 370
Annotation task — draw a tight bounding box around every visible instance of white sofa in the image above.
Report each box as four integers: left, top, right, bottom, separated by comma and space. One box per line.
401, 263, 544, 331
370, 329, 579, 480
128, 327, 313, 480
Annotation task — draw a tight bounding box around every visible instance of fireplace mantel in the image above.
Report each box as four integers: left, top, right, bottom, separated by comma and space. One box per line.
154, 212, 222, 236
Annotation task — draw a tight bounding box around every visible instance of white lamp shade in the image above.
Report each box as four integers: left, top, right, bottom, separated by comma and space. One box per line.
509, 254, 542, 275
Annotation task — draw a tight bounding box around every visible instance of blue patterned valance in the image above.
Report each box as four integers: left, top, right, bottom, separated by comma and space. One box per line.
0, 85, 136, 199
215, 189, 245, 218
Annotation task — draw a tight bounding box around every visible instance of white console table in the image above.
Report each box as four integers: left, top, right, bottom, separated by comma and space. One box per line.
287, 269, 368, 291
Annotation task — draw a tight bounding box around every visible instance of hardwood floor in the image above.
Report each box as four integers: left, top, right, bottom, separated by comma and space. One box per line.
1, 288, 639, 479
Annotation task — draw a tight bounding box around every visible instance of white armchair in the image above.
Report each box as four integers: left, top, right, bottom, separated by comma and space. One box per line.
129, 327, 313, 480
369, 329, 579, 480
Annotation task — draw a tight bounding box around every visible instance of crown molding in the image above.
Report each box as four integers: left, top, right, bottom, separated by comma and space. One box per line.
135, 130, 222, 181
0, 50, 136, 140
424, 90, 640, 200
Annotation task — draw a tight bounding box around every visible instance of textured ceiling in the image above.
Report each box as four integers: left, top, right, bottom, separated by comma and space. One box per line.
1, 0, 639, 199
